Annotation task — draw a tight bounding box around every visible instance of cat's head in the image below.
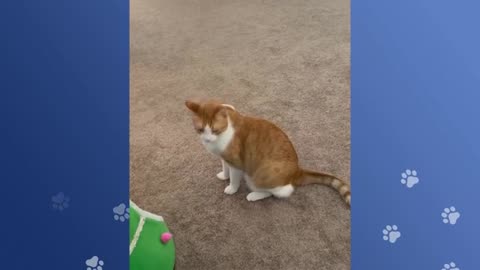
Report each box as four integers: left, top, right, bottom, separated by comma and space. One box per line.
185, 100, 235, 144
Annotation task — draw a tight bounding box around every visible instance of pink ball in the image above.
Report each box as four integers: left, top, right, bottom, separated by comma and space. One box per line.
161, 232, 172, 243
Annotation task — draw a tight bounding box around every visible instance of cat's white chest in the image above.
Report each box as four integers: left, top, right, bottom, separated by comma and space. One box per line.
202, 122, 235, 156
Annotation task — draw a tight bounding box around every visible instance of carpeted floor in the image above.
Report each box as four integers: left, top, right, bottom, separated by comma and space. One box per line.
130, 0, 350, 269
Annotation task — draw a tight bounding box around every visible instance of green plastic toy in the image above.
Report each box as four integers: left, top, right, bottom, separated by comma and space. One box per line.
129, 201, 175, 270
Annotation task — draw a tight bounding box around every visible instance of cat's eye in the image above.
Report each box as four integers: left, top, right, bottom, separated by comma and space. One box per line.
196, 128, 204, 133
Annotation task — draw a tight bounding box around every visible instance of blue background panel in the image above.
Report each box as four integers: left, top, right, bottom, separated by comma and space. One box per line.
0, 0, 129, 269
352, 0, 480, 269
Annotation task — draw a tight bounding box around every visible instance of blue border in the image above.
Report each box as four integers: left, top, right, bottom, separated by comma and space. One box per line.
1, 1, 129, 269
352, 1, 480, 269
2, 0, 479, 269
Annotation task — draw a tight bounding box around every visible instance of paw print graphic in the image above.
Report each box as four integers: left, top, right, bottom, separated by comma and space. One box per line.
400, 169, 419, 188
113, 203, 129, 222
382, 225, 401, 243
442, 207, 461, 225
442, 262, 459, 270
52, 192, 70, 211
85, 256, 104, 270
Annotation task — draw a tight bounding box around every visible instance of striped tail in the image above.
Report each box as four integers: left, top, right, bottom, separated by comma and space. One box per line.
300, 169, 351, 207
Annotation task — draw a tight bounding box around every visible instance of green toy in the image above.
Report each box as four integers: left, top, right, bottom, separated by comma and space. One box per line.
129, 201, 175, 270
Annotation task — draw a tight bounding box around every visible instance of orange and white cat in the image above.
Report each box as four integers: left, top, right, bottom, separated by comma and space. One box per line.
185, 100, 351, 207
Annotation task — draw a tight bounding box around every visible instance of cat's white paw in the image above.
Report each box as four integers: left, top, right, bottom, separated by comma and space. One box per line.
224, 185, 238, 195
246, 192, 272, 201
216, 171, 229, 180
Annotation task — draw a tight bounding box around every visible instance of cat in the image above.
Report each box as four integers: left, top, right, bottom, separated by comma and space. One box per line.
185, 99, 350, 207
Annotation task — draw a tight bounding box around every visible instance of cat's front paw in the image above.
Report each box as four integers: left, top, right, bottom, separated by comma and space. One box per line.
216, 171, 229, 180
224, 185, 238, 195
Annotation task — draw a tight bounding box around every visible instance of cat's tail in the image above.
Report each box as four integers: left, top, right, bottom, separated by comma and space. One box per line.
299, 169, 351, 207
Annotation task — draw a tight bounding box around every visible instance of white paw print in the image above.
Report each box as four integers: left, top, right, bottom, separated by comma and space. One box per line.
382, 225, 401, 243
400, 169, 419, 188
442, 207, 461, 225
442, 262, 459, 270
52, 192, 70, 211
113, 203, 129, 222
85, 256, 104, 270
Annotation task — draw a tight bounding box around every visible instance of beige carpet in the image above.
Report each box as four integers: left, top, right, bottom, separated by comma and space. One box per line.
130, 0, 350, 269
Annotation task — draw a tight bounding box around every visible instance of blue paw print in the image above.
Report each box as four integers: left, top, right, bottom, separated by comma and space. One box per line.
441, 207, 461, 225
442, 262, 459, 270
52, 192, 70, 211
113, 203, 129, 222
86, 256, 104, 270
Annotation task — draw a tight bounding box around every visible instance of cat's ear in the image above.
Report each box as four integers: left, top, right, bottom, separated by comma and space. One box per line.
218, 107, 229, 118
221, 104, 236, 111
219, 107, 226, 116
217, 104, 234, 118
185, 100, 200, 113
